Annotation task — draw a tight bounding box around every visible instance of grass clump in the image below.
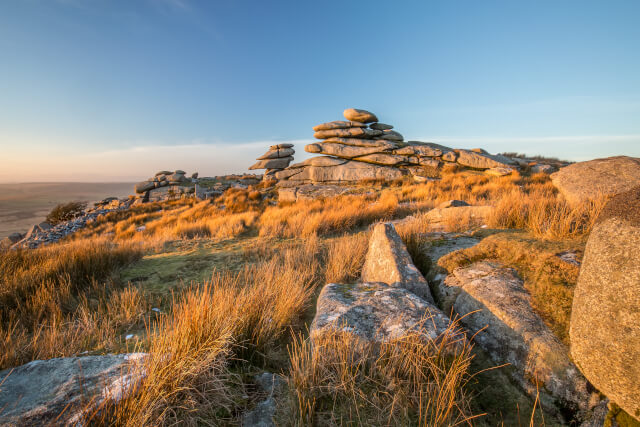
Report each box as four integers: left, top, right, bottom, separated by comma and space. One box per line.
286, 324, 477, 426
0, 239, 146, 368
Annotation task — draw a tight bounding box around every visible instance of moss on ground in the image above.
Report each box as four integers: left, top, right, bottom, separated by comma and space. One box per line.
438, 230, 585, 344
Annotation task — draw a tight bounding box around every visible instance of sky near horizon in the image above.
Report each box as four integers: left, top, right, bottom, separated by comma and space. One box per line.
1, 0, 639, 182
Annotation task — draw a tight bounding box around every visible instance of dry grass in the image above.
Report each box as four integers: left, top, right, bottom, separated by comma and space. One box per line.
0, 239, 146, 368
259, 191, 403, 238
93, 236, 325, 425
286, 323, 477, 426
324, 232, 370, 283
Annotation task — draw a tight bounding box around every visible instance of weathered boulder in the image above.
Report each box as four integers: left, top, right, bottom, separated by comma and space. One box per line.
0, 353, 146, 425
531, 164, 556, 174
278, 184, 369, 202
485, 167, 514, 177
135, 180, 155, 194
442, 261, 598, 417
249, 157, 294, 170
551, 156, 640, 204
155, 170, 172, 176
288, 155, 348, 169
361, 223, 434, 303
353, 153, 408, 166
257, 147, 295, 160
570, 187, 640, 421
284, 161, 407, 183
313, 127, 382, 140
305, 141, 396, 159
418, 157, 441, 168
343, 108, 378, 123
311, 282, 454, 344
191, 172, 198, 179
442, 151, 458, 162
455, 150, 515, 169
393, 145, 442, 157
369, 122, 393, 130
269, 143, 294, 150
312, 120, 366, 131
376, 129, 404, 142
274, 168, 304, 180
323, 137, 399, 148
168, 172, 187, 183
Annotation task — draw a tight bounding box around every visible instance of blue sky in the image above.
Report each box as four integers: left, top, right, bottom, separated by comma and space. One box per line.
1, 0, 639, 181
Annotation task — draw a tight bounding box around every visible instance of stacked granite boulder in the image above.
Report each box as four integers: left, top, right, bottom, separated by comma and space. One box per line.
275, 108, 519, 185
134, 170, 190, 194
249, 144, 295, 180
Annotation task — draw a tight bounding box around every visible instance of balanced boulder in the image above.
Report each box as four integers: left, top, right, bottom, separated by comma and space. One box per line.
343, 108, 378, 123
570, 187, 640, 421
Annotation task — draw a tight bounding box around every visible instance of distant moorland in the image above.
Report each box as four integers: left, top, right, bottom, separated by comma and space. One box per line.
0, 182, 133, 238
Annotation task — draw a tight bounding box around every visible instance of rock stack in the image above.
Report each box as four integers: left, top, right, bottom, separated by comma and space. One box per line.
274, 108, 520, 186
249, 144, 295, 180
134, 170, 190, 194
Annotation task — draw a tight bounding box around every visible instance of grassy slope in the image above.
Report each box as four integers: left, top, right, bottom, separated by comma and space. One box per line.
1, 171, 611, 425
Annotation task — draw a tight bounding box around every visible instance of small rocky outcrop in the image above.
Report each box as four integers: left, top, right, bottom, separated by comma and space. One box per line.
275, 108, 519, 186
311, 222, 457, 346
311, 282, 454, 344
570, 187, 640, 421
439, 261, 599, 418
249, 144, 295, 180
134, 170, 190, 195
550, 156, 640, 204
361, 222, 433, 303
0, 353, 146, 425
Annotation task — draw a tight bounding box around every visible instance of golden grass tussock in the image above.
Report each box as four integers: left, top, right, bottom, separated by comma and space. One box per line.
286, 323, 477, 426
259, 190, 402, 238
324, 232, 370, 283
0, 239, 147, 368
94, 236, 325, 425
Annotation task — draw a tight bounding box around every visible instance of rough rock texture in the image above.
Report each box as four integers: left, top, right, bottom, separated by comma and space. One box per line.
361, 223, 434, 303
442, 261, 598, 418
322, 137, 397, 148
531, 163, 557, 174
570, 187, 640, 421
551, 156, 640, 204
369, 122, 393, 130
376, 129, 404, 141
241, 373, 285, 427
314, 127, 382, 140
249, 157, 294, 170
343, 108, 378, 123
312, 120, 366, 131
257, 147, 295, 160
455, 150, 516, 169
277, 184, 372, 202
485, 167, 514, 177
284, 161, 407, 183
311, 282, 453, 343
0, 354, 146, 425
353, 153, 408, 166
305, 141, 397, 158
288, 156, 348, 169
